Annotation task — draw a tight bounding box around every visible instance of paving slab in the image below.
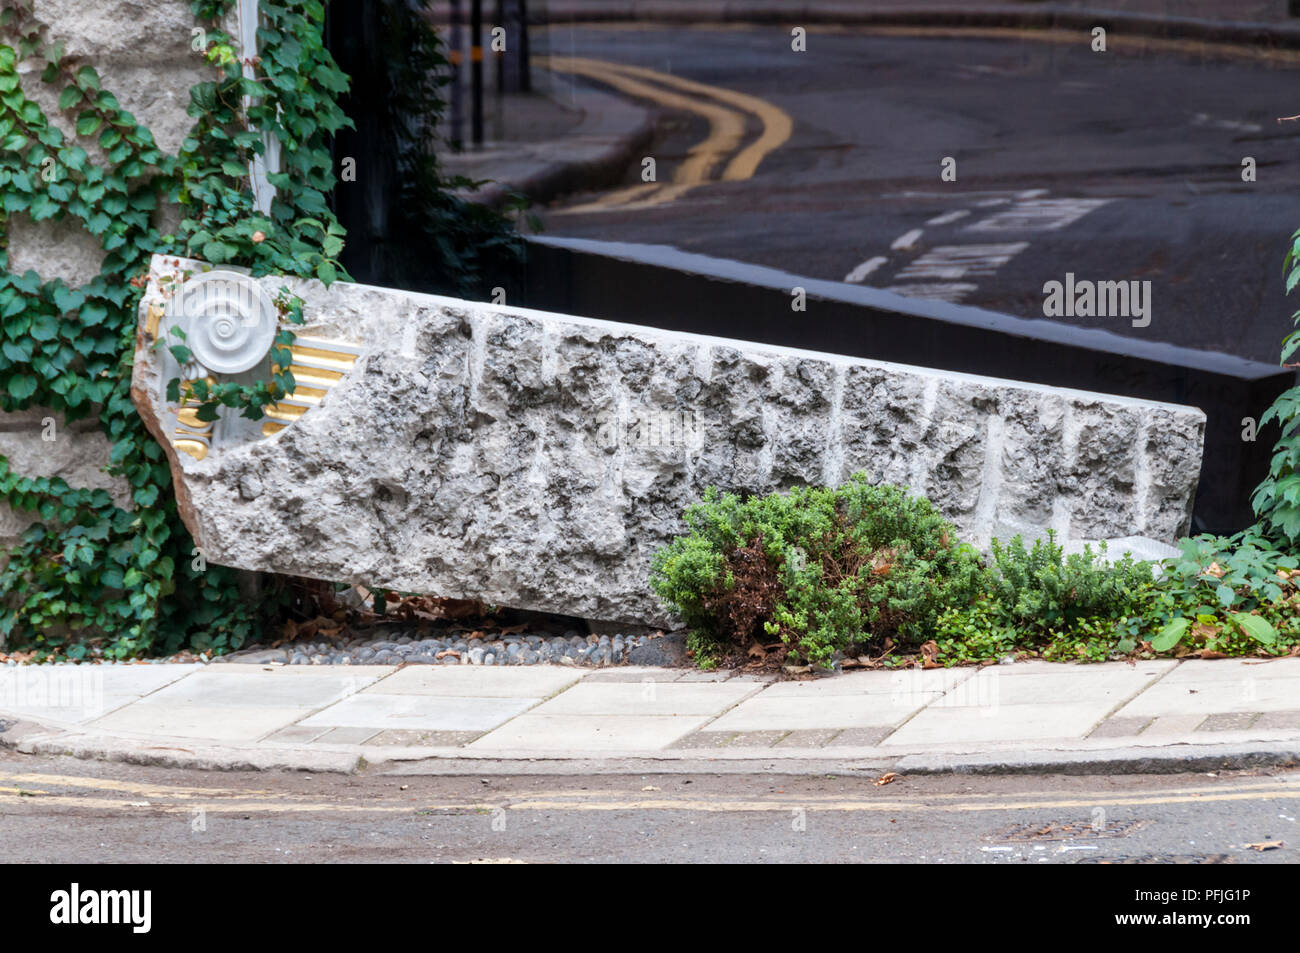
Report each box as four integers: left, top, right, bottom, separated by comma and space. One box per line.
87, 704, 317, 743
1088, 716, 1152, 738
760, 668, 973, 697
881, 662, 1171, 746
669, 730, 738, 749
582, 667, 690, 683
881, 702, 1117, 746
363, 729, 481, 747
0, 664, 198, 725
707, 691, 943, 732
1114, 672, 1300, 718
1142, 714, 1210, 736
83, 666, 390, 742
364, 666, 583, 697
1158, 657, 1300, 682
265, 725, 329, 744
529, 681, 756, 717
121, 666, 390, 708
298, 693, 538, 732
469, 713, 712, 751
949, 664, 1171, 707
774, 729, 841, 748
1255, 711, 1300, 730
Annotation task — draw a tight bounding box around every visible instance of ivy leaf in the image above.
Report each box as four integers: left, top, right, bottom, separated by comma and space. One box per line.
2, 340, 31, 362
29, 193, 58, 220
57, 86, 81, 111
7, 374, 37, 400
80, 302, 108, 326
29, 313, 59, 341
202, 240, 237, 264
75, 112, 101, 137
169, 344, 192, 365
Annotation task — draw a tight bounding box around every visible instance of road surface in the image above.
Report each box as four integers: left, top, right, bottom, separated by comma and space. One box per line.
1, 748, 1296, 863
533, 23, 1300, 364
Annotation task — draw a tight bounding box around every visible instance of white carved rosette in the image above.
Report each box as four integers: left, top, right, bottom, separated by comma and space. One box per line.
146, 260, 362, 461
170, 270, 278, 375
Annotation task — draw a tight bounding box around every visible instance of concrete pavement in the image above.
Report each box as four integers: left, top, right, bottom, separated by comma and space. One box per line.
3, 657, 1299, 775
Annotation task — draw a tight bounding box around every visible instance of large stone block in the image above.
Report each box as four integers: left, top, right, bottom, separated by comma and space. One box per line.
131, 256, 1207, 626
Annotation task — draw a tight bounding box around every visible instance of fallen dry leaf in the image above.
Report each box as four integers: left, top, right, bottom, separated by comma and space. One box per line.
875, 772, 898, 787
1244, 840, 1283, 851
435, 650, 460, 660
919, 640, 940, 669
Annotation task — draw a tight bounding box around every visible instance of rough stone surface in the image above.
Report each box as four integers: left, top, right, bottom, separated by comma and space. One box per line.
133, 256, 1207, 626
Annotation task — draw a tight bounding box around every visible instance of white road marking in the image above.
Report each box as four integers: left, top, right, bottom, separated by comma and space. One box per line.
895, 242, 1029, 281
966, 198, 1111, 233
885, 282, 979, 303
891, 228, 924, 250
882, 189, 1038, 200
926, 209, 970, 226
1192, 113, 1262, 134
844, 256, 888, 283
1017, 189, 1049, 199
976, 197, 1011, 207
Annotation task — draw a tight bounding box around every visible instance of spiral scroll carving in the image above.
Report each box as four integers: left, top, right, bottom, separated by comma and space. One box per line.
169, 271, 277, 375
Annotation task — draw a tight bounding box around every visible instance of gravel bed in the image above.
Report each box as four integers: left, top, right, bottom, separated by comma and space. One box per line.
221, 628, 654, 667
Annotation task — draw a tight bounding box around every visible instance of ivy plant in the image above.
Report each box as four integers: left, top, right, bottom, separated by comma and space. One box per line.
0, 0, 352, 657
1251, 228, 1300, 544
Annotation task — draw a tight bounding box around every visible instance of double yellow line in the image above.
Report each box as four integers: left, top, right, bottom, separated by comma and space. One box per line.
539, 55, 793, 213
5, 771, 1300, 818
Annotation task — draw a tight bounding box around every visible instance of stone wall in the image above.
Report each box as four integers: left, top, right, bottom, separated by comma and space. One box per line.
1, 1, 235, 555
133, 256, 1207, 627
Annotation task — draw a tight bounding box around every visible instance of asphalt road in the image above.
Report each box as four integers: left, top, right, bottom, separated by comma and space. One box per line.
2, 748, 1297, 864
534, 24, 1300, 364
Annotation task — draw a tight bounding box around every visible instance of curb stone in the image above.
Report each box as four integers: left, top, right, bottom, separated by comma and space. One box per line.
536, 3, 1300, 49
449, 83, 654, 209
0, 716, 361, 774
5, 712, 1300, 777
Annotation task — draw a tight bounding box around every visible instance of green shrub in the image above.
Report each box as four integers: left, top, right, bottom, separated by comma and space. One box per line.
1147, 532, 1299, 654
984, 531, 1154, 638
930, 532, 1153, 663
649, 475, 986, 666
